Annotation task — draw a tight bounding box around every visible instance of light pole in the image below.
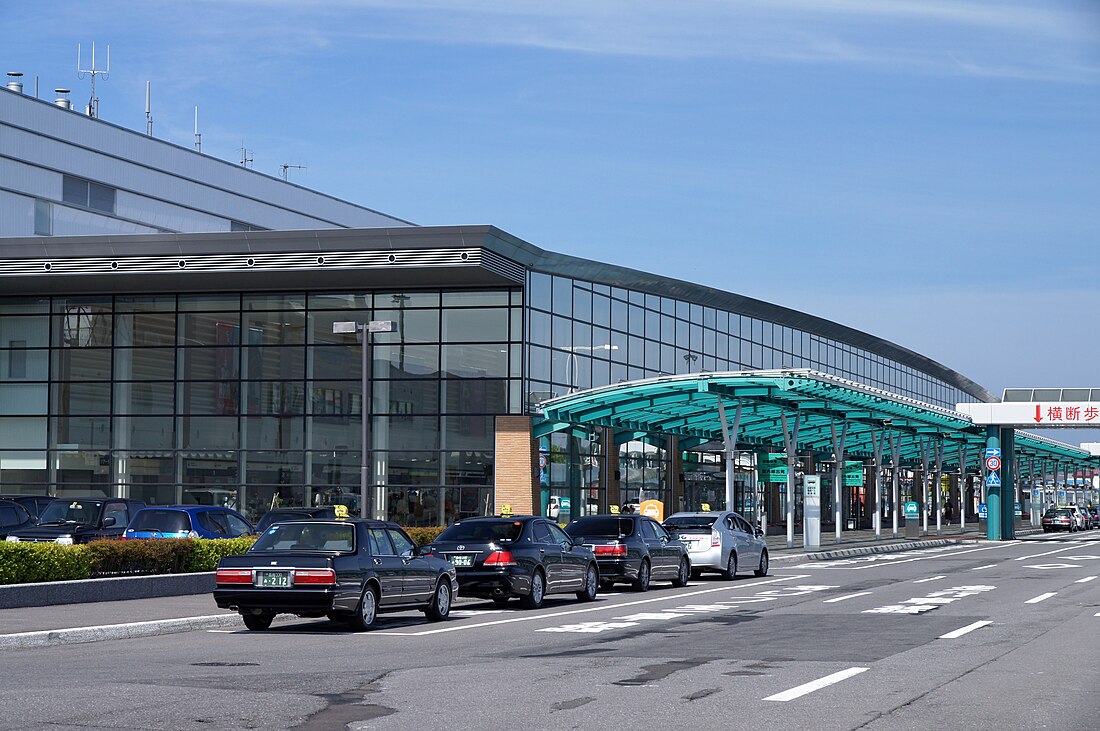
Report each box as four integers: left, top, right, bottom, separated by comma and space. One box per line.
333, 319, 397, 520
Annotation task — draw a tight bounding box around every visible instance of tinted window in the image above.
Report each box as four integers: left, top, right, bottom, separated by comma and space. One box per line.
734, 516, 754, 534
129, 510, 192, 533
104, 503, 131, 527
531, 522, 554, 543
650, 522, 670, 540
197, 511, 232, 536
663, 515, 716, 530
38, 499, 103, 525
223, 514, 253, 536
369, 527, 396, 555
547, 523, 571, 545
387, 528, 415, 555
0, 506, 22, 527
436, 520, 524, 543
564, 517, 635, 538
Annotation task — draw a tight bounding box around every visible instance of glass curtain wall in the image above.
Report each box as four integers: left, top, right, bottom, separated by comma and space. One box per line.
0, 289, 522, 524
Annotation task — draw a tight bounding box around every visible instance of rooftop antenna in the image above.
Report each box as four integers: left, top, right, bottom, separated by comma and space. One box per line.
145, 81, 153, 136
280, 163, 306, 181
240, 143, 253, 169
194, 106, 201, 152
76, 42, 110, 118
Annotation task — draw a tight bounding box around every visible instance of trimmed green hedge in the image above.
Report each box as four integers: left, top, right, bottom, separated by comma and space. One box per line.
1, 525, 448, 586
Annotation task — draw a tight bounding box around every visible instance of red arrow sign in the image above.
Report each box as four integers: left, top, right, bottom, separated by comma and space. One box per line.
1034, 404, 1042, 423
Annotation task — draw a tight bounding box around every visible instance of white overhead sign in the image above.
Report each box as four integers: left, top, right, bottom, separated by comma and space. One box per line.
957, 402, 1100, 427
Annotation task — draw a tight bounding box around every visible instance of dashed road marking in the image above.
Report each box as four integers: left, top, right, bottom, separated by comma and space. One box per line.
823, 592, 872, 603
1075, 576, 1097, 584
971, 564, 998, 570
913, 575, 945, 583
939, 620, 993, 639
763, 667, 869, 702
1024, 592, 1056, 604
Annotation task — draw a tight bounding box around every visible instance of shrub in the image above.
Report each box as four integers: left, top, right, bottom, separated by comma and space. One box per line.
185, 536, 258, 572
0, 543, 92, 585
84, 538, 194, 577
404, 526, 447, 546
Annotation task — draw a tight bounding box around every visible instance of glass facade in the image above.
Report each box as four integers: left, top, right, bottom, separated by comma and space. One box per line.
525, 270, 978, 519
0, 290, 522, 524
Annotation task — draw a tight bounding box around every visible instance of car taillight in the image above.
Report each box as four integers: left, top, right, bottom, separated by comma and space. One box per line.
215, 568, 254, 584
593, 544, 627, 557
483, 550, 516, 566
711, 530, 721, 547
293, 569, 336, 585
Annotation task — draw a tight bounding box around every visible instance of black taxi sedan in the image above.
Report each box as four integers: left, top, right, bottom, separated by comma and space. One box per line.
423, 515, 600, 609
214, 518, 458, 631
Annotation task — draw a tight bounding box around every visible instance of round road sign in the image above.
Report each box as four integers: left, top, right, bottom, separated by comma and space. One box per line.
986, 456, 1001, 471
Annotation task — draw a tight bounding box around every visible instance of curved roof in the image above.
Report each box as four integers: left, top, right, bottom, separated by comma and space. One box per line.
536, 369, 1096, 470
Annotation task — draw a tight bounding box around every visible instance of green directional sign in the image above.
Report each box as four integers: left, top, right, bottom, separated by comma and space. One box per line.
843, 461, 864, 487
757, 453, 788, 483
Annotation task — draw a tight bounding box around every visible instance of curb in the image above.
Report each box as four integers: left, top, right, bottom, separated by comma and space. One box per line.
0, 572, 214, 609
0, 613, 242, 650
804, 538, 970, 560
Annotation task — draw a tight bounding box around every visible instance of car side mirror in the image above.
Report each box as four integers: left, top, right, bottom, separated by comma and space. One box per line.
102, 516, 116, 528
754, 528, 764, 538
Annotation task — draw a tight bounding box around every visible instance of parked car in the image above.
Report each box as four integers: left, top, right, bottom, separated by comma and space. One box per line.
215, 519, 457, 631
255, 506, 342, 533
4, 498, 145, 544
1041, 508, 1076, 532
0, 494, 55, 522
1067, 505, 1092, 530
564, 514, 691, 592
662, 510, 769, 579
0, 499, 35, 539
124, 505, 254, 540
1089, 507, 1100, 527
423, 515, 599, 609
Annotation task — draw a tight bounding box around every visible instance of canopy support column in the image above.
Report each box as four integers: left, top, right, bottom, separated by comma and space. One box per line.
889, 434, 901, 539
780, 411, 802, 549
918, 438, 930, 536
933, 441, 944, 535
717, 399, 741, 514
830, 421, 848, 544
871, 428, 885, 540
958, 445, 969, 532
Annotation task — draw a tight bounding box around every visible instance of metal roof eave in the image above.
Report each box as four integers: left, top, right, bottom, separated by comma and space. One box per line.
535, 369, 1098, 470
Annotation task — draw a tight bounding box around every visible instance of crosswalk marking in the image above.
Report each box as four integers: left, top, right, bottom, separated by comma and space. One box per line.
763, 667, 869, 702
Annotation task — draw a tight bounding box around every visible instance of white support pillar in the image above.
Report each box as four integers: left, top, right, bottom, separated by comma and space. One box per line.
958, 445, 969, 532
872, 429, 885, 540
890, 434, 901, 539
918, 437, 930, 536
716, 399, 741, 513
830, 421, 848, 544
780, 411, 801, 549
934, 441, 944, 535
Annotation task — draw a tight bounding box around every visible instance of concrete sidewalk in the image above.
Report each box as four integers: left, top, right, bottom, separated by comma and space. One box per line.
0, 523, 1026, 650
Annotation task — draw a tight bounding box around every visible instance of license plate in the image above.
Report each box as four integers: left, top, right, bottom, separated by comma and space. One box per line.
449, 554, 474, 567
257, 571, 289, 587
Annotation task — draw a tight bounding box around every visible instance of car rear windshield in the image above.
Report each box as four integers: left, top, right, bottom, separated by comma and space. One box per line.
564, 517, 635, 538
663, 516, 717, 530
252, 522, 355, 552
129, 510, 192, 533
1044, 509, 1073, 517
436, 520, 523, 543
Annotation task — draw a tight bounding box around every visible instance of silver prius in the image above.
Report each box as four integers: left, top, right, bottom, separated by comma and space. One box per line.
662, 511, 768, 579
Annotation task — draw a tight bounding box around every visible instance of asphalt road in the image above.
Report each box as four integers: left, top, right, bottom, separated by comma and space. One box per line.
2, 532, 1099, 731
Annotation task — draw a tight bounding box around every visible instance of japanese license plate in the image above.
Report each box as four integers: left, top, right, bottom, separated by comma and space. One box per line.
449, 554, 474, 568
257, 571, 289, 588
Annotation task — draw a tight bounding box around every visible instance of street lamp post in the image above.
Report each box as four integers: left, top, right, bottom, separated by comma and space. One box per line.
333, 319, 397, 520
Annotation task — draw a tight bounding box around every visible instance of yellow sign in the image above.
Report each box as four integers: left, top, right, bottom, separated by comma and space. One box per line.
333, 505, 349, 520
500, 504, 513, 517
700, 502, 712, 512
609, 505, 620, 515
639, 499, 664, 522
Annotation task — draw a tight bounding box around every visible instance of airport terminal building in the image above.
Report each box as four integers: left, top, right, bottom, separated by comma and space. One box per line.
1, 82, 1092, 528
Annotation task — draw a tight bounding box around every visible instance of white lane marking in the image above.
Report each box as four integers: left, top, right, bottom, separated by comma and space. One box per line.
1095, 612, 1100, 617
792, 543, 1011, 570
971, 564, 998, 570
1014, 545, 1086, 561
1024, 592, 1056, 604
763, 667, 869, 702
1024, 564, 1078, 570
1075, 576, 1097, 584
207, 630, 234, 633
372, 574, 812, 636
913, 575, 945, 583
823, 592, 872, 603
863, 585, 995, 615
939, 620, 993, 639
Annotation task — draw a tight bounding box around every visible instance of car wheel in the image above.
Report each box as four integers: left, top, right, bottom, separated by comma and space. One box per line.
520, 569, 546, 609
723, 552, 738, 580
631, 559, 651, 592
672, 557, 690, 588
241, 611, 274, 631
576, 563, 599, 602
348, 585, 379, 632
424, 579, 452, 621
754, 549, 769, 577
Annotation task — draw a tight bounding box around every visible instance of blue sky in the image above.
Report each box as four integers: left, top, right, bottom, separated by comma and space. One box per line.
8, 1, 1100, 435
